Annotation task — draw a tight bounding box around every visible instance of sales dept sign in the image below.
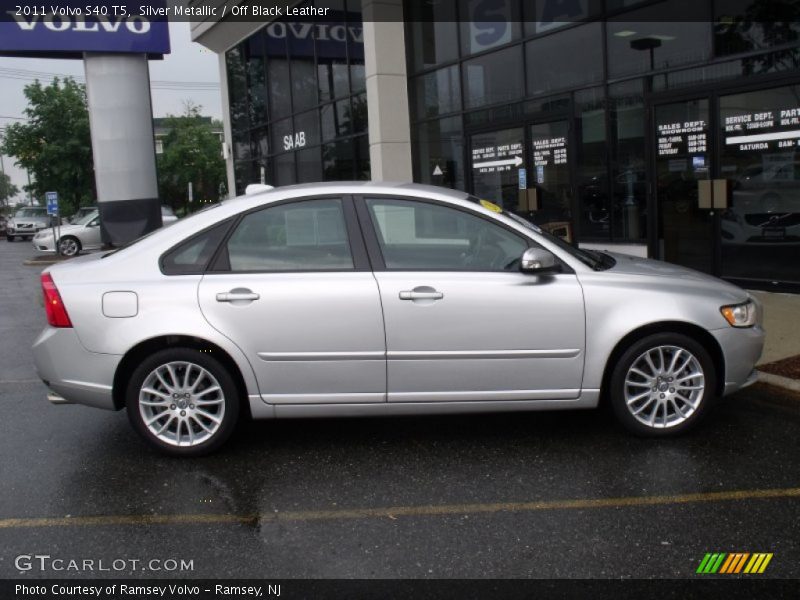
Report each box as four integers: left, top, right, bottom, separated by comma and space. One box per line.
0, 1, 170, 57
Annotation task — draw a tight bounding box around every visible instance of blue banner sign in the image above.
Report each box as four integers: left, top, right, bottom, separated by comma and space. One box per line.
45, 191, 58, 216
0, 1, 170, 57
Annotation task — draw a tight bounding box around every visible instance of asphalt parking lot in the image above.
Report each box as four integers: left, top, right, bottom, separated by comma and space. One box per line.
1, 239, 799, 580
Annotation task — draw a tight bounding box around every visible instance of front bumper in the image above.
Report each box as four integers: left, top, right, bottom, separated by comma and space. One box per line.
32, 327, 122, 410
32, 235, 56, 253
9, 226, 44, 237
712, 325, 765, 396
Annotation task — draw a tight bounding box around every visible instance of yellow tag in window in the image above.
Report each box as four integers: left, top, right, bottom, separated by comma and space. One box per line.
479, 199, 502, 213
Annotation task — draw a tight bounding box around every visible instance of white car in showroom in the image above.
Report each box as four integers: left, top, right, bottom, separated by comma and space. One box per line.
33, 206, 178, 256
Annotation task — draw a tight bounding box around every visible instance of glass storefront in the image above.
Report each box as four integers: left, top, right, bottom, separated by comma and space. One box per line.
226, 0, 369, 195
405, 0, 800, 288
719, 85, 800, 284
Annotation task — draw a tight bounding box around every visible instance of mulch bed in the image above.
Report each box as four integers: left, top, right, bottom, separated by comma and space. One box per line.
759, 354, 800, 380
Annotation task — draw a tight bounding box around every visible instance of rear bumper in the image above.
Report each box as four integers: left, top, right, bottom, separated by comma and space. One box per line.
712, 325, 765, 396
32, 327, 122, 410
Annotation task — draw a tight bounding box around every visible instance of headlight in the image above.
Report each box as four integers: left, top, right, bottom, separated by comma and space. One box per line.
720, 300, 757, 328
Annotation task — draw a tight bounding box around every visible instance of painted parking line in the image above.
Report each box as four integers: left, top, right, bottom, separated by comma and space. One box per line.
0, 486, 798, 530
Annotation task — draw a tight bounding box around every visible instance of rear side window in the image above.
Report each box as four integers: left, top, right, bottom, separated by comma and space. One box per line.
224, 198, 353, 272
161, 221, 231, 275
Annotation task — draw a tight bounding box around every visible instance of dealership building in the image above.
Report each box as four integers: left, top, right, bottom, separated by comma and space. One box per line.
190, 0, 800, 290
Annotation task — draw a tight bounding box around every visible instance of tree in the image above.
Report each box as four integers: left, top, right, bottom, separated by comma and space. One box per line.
0, 172, 20, 207
156, 102, 226, 214
0, 78, 94, 215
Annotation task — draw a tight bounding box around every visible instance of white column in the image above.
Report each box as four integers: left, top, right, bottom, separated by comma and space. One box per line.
84, 53, 161, 245
362, 0, 413, 181
218, 52, 236, 198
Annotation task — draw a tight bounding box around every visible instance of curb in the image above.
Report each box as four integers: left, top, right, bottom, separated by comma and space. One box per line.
23, 257, 70, 266
757, 370, 800, 394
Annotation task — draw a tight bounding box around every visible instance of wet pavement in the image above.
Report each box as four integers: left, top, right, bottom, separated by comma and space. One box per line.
1, 240, 799, 579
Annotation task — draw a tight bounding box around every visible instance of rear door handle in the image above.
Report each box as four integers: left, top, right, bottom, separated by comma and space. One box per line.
399, 289, 444, 301
216, 289, 260, 303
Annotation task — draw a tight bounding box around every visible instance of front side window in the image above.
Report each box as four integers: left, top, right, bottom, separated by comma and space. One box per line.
365, 198, 527, 271
226, 198, 353, 272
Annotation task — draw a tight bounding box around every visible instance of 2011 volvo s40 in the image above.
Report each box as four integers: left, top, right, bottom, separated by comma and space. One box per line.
32, 183, 764, 456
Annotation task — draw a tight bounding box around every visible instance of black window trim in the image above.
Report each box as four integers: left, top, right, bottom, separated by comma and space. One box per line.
353, 194, 574, 274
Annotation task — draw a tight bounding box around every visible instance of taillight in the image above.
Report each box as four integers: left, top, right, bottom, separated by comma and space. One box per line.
41, 273, 72, 328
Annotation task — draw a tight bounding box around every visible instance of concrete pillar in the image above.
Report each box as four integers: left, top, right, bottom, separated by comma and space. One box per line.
362, 0, 413, 182
84, 53, 161, 245
218, 52, 236, 198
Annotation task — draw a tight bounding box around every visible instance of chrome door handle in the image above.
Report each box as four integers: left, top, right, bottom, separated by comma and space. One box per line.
216, 290, 260, 303
399, 290, 443, 301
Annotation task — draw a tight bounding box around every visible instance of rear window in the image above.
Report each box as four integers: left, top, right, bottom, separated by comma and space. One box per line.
160, 221, 232, 275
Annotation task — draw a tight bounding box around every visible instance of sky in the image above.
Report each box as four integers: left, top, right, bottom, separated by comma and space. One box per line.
0, 22, 222, 203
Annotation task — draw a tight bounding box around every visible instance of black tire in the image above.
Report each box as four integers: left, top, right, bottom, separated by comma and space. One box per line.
126, 348, 240, 456
609, 332, 717, 437
58, 236, 81, 257
6, 234, 14, 242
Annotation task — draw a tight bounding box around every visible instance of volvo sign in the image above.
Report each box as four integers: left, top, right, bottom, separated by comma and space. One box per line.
0, 3, 170, 57
0, 0, 171, 246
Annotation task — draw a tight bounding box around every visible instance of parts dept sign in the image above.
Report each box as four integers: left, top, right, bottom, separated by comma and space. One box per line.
0, 1, 170, 57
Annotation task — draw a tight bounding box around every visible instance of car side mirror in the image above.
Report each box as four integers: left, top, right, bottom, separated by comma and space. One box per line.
520, 247, 559, 274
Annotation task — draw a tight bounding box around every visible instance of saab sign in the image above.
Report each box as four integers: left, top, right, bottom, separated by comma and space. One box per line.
0, 2, 170, 57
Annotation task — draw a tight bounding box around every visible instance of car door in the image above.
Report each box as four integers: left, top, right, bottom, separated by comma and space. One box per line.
82, 216, 103, 249
197, 196, 386, 404
356, 196, 585, 403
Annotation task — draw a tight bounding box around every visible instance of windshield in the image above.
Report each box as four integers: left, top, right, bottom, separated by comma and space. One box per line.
466, 196, 614, 271
74, 210, 99, 226
14, 208, 47, 219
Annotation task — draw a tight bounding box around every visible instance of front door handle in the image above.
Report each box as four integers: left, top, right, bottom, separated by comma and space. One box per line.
216, 288, 260, 303
399, 288, 444, 301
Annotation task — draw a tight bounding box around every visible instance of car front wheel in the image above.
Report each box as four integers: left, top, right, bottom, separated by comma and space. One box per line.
126, 348, 240, 456
58, 236, 81, 257
609, 333, 716, 436
6, 234, 14, 242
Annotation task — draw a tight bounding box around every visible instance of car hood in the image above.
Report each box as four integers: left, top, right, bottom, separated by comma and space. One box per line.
604, 252, 749, 301
55, 224, 87, 235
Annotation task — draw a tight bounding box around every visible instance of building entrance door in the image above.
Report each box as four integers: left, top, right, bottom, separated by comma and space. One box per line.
468, 126, 525, 210
528, 119, 573, 240
468, 119, 574, 240
653, 97, 716, 274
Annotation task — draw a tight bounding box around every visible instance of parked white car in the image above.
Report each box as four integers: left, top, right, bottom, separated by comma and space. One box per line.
7, 206, 51, 241
33, 207, 179, 256
33, 210, 103, 256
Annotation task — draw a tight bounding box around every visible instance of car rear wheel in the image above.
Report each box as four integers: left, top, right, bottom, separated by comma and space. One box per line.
58, 236, 81, 257
609, 333, 716, 436
126, 348, 240, 456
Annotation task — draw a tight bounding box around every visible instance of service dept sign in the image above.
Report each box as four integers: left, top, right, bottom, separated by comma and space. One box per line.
0, 1, 170, 57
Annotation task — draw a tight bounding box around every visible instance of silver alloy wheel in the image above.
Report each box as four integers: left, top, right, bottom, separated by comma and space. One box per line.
623, 345, 705, 429
138, 361, 226, 447
58, 238, 79, 256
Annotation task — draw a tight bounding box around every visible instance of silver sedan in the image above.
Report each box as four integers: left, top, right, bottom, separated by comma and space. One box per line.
32, 183, 764, 456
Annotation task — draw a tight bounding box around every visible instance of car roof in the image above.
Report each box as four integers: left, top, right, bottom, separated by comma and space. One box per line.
223, 181, 471, 205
